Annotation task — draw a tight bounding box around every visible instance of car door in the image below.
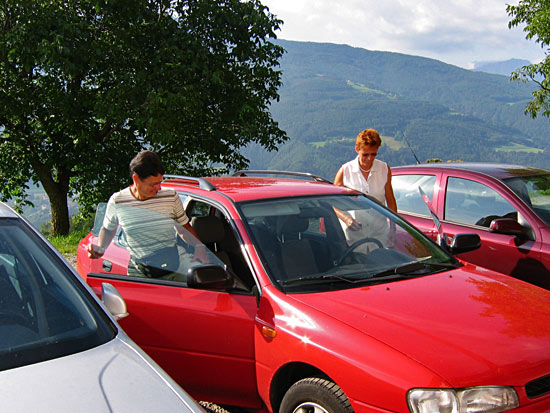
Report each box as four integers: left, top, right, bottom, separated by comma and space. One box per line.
84, 198, 262, 408
440, 175, 547, 287
392, 172, 439, 240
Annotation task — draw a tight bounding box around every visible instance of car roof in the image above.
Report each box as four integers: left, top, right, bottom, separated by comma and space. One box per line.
0, 202, 18, 219
162, 174, 355, 203
393, 162, 550, 181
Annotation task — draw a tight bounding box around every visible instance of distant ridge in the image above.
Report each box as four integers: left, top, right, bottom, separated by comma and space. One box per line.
472, 59, 531, 76
244, 40, 549, 178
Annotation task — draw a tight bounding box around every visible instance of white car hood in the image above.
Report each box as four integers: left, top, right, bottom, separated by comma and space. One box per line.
2, 336, 202, 412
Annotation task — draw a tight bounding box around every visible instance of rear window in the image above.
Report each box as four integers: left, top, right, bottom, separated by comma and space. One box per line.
393, 174, 436, 216
0, 218, 116, 371
504, 174, 550, 225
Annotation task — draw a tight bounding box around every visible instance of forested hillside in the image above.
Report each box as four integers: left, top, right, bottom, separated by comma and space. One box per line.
245, 40, 550, 180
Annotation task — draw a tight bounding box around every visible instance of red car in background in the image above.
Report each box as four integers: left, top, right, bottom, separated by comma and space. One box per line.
77, 171, 550, 413
392, 163, 550, 289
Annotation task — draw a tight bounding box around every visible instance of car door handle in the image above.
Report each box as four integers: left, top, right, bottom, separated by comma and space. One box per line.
426, 230, 439, 239
102, 260, 113, 272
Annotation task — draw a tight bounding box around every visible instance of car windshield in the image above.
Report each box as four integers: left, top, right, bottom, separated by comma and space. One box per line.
240, 194, 457, 292
0, 218, 116, 372
504, 174, 550, 225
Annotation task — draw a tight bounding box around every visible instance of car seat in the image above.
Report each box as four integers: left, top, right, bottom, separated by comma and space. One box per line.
277, 215, 319, 279
190, 216, 232, 271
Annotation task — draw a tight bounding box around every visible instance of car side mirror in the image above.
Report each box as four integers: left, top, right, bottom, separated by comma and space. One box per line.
448, 233, 481, 255
490, 218, 524, 236
186, 264, 234, 290
101, 282, 129, 320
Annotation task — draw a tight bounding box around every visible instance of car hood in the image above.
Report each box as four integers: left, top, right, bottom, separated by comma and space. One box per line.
2, 335, 201, 412
290, 265, 550, 387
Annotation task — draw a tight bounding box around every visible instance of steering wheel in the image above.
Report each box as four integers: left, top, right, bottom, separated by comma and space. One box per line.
337, 237, 383, 266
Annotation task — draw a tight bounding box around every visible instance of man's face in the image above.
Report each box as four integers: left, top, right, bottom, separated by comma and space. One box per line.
133, 173, 163, 200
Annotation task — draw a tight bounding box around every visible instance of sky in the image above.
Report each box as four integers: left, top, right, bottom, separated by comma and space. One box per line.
261, 0, 545, 69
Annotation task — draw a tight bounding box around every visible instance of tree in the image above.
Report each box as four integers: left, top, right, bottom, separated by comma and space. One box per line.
0, 0, 287, 235
507, 0, 550, 118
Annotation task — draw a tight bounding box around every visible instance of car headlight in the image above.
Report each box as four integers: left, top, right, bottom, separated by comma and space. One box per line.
407, 386, 519, 413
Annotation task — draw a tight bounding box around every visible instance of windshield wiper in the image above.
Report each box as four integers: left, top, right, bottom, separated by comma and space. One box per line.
281, 274, 358, 286
368, 261, 460, 279
281, 261, 460, 286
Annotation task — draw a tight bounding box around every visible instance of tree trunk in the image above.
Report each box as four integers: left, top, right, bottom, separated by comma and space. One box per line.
49, 191, 70, 235
32, 162, 71, 236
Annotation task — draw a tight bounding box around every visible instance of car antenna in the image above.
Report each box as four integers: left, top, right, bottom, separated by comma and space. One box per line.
401, 131, 421, 164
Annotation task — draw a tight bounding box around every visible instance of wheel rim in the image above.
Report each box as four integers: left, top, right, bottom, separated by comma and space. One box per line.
292, 402, 329, 413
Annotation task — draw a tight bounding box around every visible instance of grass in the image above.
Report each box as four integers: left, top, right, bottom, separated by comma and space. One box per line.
346, 80, 396, 99
382, 136, 406, 151
47, 228, 89, 256
496, 142, 543, 153
311, 135, 405, 150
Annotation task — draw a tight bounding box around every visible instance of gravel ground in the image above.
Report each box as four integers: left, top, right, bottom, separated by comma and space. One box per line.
66, 254, 77, 268
199, 402, 234, 413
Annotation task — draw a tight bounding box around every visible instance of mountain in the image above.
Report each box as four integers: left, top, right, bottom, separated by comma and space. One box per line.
245, 40, 550, 180
472, 59, 531, 76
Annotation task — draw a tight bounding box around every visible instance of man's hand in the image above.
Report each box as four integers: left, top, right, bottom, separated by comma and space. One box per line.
87, 243, 105, 259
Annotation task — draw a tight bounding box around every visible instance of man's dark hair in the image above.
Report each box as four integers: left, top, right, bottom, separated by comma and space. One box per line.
129, 150, 165, 179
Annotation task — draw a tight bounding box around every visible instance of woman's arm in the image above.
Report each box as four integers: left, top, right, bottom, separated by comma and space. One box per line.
385, 166, 397, 212
334, 167, 344, 186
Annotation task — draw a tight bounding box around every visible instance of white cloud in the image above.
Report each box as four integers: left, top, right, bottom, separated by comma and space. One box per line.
263, 0, 545, 68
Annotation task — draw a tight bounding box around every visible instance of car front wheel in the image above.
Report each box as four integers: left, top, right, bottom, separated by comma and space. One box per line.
280, 377, 353, 413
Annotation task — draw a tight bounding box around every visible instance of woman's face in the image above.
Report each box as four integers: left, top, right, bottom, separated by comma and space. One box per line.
356, 144, 379, 169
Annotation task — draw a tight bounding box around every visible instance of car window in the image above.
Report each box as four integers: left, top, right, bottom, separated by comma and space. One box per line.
240, 194, 455, 293
186, 199, 255, 289
393, 174, 436, 216
91, 203, 107, 236
187, 200, 210, 218
445, 177, 519, 227
504, 174, 550, 225
0, 219, 116, 372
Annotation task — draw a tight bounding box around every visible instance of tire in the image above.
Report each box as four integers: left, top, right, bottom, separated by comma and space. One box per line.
280, 377, 353, 413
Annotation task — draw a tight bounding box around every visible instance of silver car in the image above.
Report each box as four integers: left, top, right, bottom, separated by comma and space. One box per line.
0, 202, 204, 412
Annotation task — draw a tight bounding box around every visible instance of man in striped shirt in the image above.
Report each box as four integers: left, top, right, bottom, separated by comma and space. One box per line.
87, 150, 206, 278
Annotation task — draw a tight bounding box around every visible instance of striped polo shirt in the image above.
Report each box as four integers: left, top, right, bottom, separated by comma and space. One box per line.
103, 187, 189, 259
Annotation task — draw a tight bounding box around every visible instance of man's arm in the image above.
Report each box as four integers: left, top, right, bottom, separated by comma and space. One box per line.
87, 226, 117, 259
176, 222, 202, 246
177, 222, 209, 262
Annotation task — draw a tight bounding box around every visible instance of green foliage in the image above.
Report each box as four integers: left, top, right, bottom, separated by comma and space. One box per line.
507, 0, 550, 118
0, 0, 287, 235
40, 210, 94, 236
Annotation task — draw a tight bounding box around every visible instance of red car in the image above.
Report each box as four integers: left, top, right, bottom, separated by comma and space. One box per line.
77, 171, 550, 413
392, 163, 550, 290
